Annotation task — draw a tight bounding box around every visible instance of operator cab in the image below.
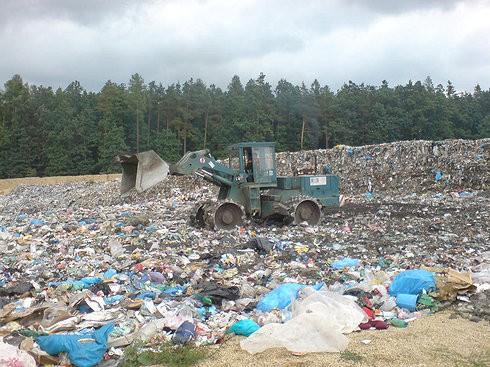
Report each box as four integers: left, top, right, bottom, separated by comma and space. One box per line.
229, 142, 277, 185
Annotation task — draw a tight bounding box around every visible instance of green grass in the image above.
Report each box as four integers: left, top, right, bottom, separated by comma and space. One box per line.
340, 351, 364, 363
121, 342, 209, 367
431, 348, 490, 367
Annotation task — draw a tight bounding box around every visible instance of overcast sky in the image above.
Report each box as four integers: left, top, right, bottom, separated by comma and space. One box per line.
1, 0, 489, 92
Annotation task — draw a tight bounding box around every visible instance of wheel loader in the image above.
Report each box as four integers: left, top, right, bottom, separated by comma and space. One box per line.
118, 142, 340, 230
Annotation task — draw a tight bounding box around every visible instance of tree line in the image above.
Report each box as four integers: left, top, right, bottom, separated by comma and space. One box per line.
0, 73, 489, 178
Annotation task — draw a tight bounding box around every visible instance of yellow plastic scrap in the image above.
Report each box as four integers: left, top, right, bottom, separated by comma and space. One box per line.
424, 267, 476, 301
294, 244, 310, 254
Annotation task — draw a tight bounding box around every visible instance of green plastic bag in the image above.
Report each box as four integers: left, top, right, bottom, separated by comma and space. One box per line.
390, 318, 408, 328
227, 319, 260, 337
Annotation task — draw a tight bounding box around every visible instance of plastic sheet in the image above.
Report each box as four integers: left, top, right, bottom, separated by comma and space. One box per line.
36, 322, 114, 367
241, 312, 348, 354
292, 288, 367, 333
241, 288, 366, 354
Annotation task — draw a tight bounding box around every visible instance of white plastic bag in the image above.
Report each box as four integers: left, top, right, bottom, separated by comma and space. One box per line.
0, 342, 36, 367
240, 312, 348, 354
241, 288, 366, 354
292, 288, 367, 333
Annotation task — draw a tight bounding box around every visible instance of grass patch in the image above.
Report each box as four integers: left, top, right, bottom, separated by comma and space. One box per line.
340, 351, 364, 363
431, 348, 490, 367
121, 342, 208, 367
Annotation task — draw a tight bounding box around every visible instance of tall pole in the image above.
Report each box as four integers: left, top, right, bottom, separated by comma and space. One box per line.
147, 102, 151, 146
203, 109, 209, 149
300, 117, 306, 150
136, 100, 140, 153
324, 126, 329, 149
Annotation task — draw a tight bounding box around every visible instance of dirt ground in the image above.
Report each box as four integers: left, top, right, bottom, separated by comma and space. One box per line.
0, 174, 121, 195
198, 312, 490, 367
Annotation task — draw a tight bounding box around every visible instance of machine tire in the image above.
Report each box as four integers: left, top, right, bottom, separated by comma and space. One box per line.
190, 200, 245, 230
214, 202, 245, 230
287, 196, 322, 225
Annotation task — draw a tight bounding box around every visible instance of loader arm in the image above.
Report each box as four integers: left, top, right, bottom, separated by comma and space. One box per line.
170, 150, 237, 188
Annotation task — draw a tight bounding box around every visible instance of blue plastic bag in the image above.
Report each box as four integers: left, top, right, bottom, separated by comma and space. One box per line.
79, 277, 102, 287
163, 285, 186, 296
49, 276, 102, 290
256, 283, 323, 312
396, 293, 418, 311
227, 319, 260, 336
103, 269, 117, 279
435, 171, 443, 182
104, 295, 124, 305
331, 257, 360, 270
389, 269, 436, 296
135, 291, 156, 299
30, 218, 44, 226
36, 323, 114, 367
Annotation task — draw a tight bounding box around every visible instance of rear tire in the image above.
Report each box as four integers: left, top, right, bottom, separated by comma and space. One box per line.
214, 202, 244, 230
294, 199, 321, 225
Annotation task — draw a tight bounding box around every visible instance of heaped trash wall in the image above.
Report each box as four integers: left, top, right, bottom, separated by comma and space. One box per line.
276, 139, 490, 194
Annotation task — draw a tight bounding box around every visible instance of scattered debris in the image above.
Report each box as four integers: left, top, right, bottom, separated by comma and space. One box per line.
0, 139, 488, 365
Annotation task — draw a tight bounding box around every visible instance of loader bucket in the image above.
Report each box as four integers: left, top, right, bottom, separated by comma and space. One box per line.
117, 150, 169, 195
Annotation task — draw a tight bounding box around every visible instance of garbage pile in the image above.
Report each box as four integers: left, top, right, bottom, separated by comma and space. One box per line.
0, 141, 489, 366
277, 139, 490, 194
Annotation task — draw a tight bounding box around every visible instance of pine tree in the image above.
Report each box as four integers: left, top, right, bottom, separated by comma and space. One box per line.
151, 129, 180, 163
0, 73, 489, 178
128, 74, 147, 153
98, 118, 127, 172
1, 75, 34, 177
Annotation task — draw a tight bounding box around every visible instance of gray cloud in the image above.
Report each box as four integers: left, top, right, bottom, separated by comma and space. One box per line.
0, 0, 146, 26
0, 0, 489, 91
347, 0, 464, 14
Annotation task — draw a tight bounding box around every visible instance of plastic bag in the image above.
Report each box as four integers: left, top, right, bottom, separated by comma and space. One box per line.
0, 342, 36, 367
331, 257, 360, 270
472, 265, 490, 284
162, 304, 195, 330
135, 319, 166, 342
241, 312, 348, 354
172, 321, 196, 344
242, 288, 366, 354
149, 271, 165, 284
227, 319, 260, 336
292, 288, 367, 333
396, 293, 418, 311
103, 268, 117, 279
389, 270, 435, 296
36, 322, 114, 367
256, 283, 323, 312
